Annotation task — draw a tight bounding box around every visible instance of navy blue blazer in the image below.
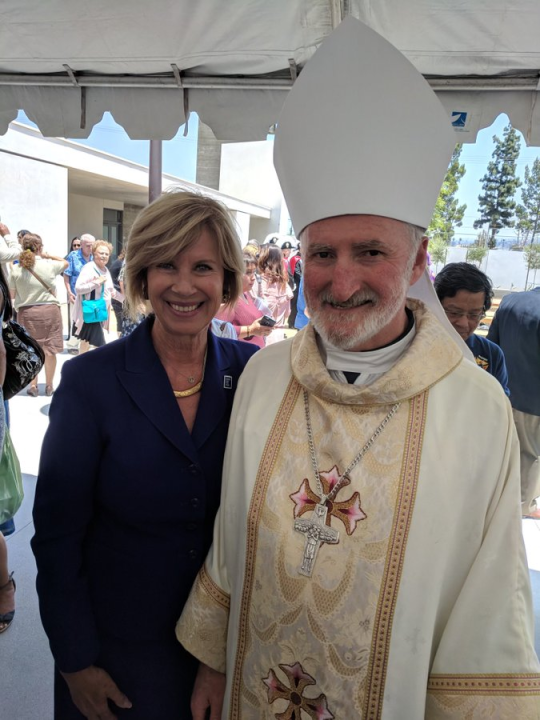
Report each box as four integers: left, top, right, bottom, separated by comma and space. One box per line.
487, 287, 540, 415
32, 318, 257, 673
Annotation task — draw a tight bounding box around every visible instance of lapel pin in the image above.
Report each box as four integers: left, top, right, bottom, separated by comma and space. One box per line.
224, 376, 233, 390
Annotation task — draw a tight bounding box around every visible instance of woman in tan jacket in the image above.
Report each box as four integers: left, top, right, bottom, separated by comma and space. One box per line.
9, 234, 68, 396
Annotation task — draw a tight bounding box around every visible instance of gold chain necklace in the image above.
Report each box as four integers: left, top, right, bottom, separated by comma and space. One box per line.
173, 350, 207, 399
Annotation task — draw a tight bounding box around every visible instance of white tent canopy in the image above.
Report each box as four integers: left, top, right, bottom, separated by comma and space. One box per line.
1, 0, 540, 144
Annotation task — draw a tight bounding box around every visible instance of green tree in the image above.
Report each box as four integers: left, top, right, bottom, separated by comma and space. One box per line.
428, 235, 448, 268
518, 158, 540, 287
524, 243, 540, 288
520, 159, 540, 238
515, 204, 533, 246
428, 145, 467, 246
473, 124, 521, 249
466, 245, 488, 266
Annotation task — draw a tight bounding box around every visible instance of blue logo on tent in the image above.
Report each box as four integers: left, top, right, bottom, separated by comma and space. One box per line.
451, 112, 468, 128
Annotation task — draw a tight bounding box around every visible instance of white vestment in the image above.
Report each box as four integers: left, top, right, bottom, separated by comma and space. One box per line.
177, 300, 540, 719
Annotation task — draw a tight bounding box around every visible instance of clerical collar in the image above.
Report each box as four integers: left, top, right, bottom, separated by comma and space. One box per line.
319, 309, 416, 386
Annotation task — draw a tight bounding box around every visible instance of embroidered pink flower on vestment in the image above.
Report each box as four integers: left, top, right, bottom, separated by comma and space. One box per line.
289, 465, 367, 536
289, 479, 313, 515
262, 662, 334, 719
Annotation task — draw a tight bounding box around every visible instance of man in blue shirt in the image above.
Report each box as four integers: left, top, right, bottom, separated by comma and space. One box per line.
63, 233, 94, 301
434, 262, 510, 396
488, 286, 540, 519
63, 233, 94, 354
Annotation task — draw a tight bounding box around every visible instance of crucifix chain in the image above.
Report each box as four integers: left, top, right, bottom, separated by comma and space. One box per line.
294, 390, 400, 576
303, 390, 400, 504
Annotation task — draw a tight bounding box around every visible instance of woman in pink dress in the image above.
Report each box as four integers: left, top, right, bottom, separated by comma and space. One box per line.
217, 255, 272, 348
256, 244, 293, 344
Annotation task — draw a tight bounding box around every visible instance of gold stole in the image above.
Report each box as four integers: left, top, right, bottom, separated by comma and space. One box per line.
228, 378, 428, 719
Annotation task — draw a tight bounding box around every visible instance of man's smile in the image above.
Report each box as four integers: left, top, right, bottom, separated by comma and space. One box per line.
323, 298, 374, 310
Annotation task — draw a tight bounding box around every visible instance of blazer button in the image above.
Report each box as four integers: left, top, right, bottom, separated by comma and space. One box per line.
186, 522, 197, 531
188, 549, 198, 559
191, 497, 200, 508
188, 464, 200, 475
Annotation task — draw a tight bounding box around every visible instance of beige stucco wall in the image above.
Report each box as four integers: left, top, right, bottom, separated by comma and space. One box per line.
68, 194, 123, 247
0, 150, 68, 256
219, 140, 282, 242
220, 141, 281, 209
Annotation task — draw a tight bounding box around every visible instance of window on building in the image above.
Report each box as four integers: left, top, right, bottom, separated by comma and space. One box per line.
103, 209, 123, 258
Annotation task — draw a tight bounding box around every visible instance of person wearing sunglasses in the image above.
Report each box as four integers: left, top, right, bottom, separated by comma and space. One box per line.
434, 262, 509, 395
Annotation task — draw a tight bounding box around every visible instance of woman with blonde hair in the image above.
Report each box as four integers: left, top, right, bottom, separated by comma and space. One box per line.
73, 240, 114, 353
256, 243, 293, 343
9, 233, 67, 396
32, 190, 257, 719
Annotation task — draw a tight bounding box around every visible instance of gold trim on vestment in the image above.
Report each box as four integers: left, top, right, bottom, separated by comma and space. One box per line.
229, 377, 301, 719
362, 391, 429, 719
175, 561, 231, 673
428, 673, 540, 695
426, 673, 540, 718
200, 564, 230, 611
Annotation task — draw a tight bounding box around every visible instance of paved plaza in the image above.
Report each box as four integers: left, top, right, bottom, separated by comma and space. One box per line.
1, 347, 540, 719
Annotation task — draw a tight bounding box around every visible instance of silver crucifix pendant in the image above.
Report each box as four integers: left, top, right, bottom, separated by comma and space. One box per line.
294, 503, 339, 577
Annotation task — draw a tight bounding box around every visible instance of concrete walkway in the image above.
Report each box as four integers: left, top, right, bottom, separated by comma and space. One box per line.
1, 347, 540, 719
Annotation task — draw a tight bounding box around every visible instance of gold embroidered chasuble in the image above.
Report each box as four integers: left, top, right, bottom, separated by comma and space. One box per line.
177, 301, 540, 719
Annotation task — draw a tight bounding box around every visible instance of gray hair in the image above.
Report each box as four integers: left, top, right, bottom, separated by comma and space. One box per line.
406, 223, 427, 248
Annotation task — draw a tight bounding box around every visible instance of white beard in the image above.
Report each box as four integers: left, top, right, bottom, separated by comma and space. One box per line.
307, 277, 411, 351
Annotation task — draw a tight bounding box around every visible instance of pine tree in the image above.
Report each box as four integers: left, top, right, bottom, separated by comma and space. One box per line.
519, 158, 540, 286
473, 124, 521, 248
524, 244, 540, 288
515, 204, 533, 246
520, 158, 540, 241
428, 145, 467, 245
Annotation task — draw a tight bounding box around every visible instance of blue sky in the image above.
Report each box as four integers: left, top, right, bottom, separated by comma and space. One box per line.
17, 110, 199, 181
456, 114, 540, 243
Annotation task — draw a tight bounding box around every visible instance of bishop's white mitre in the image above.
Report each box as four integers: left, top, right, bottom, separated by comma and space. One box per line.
274, 16, 456, 235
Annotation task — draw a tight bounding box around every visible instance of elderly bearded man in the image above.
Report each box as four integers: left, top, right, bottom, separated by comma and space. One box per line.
177, 18, 540, 720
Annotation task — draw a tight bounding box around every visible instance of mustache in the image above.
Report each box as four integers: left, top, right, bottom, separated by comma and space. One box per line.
319, 290, 377, 309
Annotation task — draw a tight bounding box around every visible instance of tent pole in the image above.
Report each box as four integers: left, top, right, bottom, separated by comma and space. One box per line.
149, 140, 162, 204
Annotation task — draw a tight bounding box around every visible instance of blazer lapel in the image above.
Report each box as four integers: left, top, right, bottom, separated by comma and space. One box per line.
116, 319, 198, 463
191, 333, 231, 449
